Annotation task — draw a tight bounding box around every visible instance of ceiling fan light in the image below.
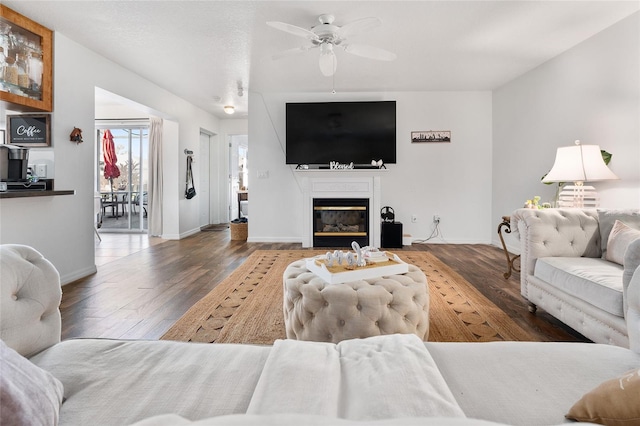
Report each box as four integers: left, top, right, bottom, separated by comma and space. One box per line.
319, 43, 337, 76
224, 105, 235, 115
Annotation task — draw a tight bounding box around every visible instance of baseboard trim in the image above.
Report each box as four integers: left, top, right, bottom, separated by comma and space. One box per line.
61, 265, 97, 286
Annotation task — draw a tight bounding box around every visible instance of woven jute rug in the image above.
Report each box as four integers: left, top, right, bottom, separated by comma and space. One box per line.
161, 250, 533, 344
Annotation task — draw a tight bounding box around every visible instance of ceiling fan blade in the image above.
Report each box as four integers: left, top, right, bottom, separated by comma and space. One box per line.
343, 43, 397, 61
338, 17, 382, 38
266, 21, 319, 42
272, 45, 315, 60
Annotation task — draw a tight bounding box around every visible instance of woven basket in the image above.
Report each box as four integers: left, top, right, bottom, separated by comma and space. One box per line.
230, 222, 248, 241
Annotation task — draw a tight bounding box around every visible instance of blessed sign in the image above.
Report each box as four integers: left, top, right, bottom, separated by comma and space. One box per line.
7, 114, 51, 147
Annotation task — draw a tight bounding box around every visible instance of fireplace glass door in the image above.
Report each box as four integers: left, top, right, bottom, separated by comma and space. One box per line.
313, 198, 369, 247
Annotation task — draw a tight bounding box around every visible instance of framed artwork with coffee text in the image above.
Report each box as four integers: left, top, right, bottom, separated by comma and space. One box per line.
6, 114, 51, 147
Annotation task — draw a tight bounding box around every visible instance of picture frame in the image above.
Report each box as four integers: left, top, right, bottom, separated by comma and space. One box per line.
411, 130, 451, 143
6, 114, 51, 147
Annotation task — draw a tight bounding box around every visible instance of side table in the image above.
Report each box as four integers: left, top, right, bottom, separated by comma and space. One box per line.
497, 216, 520, 279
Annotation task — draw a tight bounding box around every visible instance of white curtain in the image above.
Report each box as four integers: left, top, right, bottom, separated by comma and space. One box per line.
148, 117, 163, 236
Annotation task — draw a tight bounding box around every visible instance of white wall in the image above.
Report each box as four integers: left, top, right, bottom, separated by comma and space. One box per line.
248, 91, 493, 244
0, 33, 222, 284
493, 12, 640, 251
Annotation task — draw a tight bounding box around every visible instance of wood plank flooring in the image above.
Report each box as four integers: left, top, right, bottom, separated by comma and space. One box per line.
60, 230, 590, 343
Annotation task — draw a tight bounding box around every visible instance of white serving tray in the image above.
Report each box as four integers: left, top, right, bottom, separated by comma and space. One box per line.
305, 252, 409, 284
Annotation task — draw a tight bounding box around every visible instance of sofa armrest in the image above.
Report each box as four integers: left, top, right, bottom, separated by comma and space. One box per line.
627, 264, 640, 354
511, 208, 600, 300
0, 244, 62, 357
624, 239, 640, 319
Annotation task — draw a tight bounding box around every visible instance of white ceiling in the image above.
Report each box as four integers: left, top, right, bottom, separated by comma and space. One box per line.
4, 1, 639, 118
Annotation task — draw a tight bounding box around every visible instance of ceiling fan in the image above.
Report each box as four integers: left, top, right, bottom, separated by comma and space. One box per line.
267, 14, 397, 77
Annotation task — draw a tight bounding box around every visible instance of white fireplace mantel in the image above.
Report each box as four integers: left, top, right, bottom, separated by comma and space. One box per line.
301, 173, 381, 248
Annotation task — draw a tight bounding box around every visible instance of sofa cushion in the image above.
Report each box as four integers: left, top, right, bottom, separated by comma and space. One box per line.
598, 210, 640, 260
0, 339, 64, 426
425, 341, 640, 426
566, 367, 640, 425
606, 220, 640, 266
29, 339, 271, 426
534, 257, 624, 317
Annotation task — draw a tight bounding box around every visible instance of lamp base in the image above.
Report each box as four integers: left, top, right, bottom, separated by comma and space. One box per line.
557, 184, 600, 208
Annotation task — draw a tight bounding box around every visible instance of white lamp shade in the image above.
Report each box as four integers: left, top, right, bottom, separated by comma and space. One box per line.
319, 43, 337, 76
542, 144, 618, 183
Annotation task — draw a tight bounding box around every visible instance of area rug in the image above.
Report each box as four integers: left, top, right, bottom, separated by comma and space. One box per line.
161, 250, 533, 344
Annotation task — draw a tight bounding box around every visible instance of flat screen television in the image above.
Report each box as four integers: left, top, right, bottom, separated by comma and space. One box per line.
285, 101, 396, 166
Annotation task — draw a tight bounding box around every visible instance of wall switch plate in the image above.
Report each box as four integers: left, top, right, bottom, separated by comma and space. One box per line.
257, 170, 269, 179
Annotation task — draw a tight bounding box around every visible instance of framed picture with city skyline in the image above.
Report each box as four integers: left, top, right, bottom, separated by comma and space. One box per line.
411, 131, 451, 143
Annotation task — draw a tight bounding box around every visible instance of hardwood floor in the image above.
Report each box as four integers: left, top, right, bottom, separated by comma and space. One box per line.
60, 230, 590, 343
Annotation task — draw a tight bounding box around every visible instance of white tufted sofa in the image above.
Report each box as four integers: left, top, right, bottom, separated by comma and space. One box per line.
0, 244, 62, 358
512, 208, 640, 347
282, 260, 429, 343
3, 244, 640, 426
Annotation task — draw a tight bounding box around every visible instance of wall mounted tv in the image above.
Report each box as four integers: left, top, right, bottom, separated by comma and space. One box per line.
285, 101, 396, 166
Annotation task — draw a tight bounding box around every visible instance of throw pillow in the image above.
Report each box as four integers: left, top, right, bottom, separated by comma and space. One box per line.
0, 339, 64, 426
566, 368, 640, 425
598, 210, 640, 259
605, 220, 640, 266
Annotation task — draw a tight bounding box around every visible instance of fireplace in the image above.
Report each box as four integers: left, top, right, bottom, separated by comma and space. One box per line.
313, 198, 369, 247
301, 175, 381, 248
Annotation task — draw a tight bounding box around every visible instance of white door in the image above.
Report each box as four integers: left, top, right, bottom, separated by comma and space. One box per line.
199, 132, 211, 227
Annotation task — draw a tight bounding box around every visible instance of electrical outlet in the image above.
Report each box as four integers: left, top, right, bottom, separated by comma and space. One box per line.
35, 164, 47, 177
411, 214, 418, 223
433, 215, 441, 223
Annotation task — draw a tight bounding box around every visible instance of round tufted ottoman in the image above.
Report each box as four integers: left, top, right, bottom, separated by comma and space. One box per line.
283, 259, 429, 343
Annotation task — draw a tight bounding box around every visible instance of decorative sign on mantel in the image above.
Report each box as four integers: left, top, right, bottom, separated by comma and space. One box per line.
330, 161, 355, 170
7, 114, 51, 147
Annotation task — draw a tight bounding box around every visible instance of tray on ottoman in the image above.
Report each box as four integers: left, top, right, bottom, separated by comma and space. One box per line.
305, 252, 409, 284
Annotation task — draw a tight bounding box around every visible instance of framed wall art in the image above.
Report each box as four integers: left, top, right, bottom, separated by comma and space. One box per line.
6, 114, 51, 147
411, 131, 451, 143
0, 5, 53, 112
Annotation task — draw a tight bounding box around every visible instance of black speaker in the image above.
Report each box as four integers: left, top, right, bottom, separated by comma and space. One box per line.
381, 222, 403, 248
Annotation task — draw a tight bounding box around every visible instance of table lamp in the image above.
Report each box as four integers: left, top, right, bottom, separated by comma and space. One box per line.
542, 140, 618, 208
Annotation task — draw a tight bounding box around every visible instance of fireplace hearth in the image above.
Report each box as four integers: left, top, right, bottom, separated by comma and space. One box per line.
313, 198, 369, 247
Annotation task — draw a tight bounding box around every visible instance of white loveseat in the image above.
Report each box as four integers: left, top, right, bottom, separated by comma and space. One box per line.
2, 244, 640, 426
512, 208, 640, 347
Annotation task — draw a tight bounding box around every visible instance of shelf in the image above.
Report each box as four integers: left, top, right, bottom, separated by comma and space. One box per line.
0, 190, 74, 199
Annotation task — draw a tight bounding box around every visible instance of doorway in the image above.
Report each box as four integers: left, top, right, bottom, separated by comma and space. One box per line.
229, 135, 248, 221
95, 123, 149, 233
